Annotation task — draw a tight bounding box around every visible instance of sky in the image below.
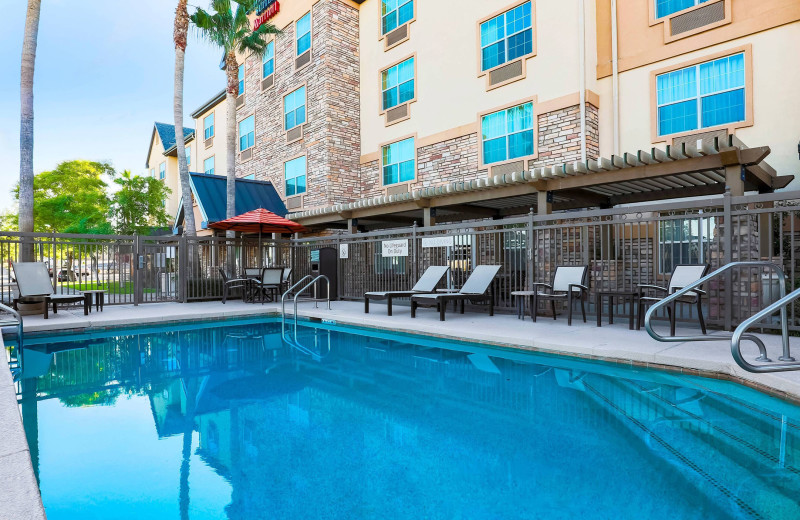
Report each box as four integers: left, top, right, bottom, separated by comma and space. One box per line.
0, 0, 227, 214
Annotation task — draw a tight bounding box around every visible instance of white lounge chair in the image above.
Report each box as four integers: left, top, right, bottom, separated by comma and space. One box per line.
364, 266, 449, 316
410, 265, 501, 321
637, 263, 710, 336
12, 262, 90, 319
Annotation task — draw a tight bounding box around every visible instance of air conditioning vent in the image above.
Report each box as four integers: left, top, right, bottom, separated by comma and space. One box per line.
490, 161, 525, 177
235, 95, 244, 108
287, 126, 303, 143
489, 60, 523, 87
261, 75, 274, 90
240, 148, 252, 161
385, 24, 408, 48
386, 103, 409, 124
204, 137, 213, 149
295, 51, 311, 70
671, 1, 725, 36
386, 184, 408, 196
286, 196, 302, 210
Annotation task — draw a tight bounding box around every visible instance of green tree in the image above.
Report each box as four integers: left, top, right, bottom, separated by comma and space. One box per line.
17, 160, 113, 234
190, 1, 280, 236
110, 170, 172, 235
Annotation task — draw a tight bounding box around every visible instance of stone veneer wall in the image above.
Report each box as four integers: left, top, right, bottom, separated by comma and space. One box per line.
236, 0, 361, 210
358, 103, 600, 201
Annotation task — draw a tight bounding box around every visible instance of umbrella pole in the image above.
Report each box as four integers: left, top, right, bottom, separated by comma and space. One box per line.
258, 229, 262, 268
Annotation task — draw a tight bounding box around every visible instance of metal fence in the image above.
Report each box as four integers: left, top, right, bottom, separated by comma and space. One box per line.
3, 190, 800, 331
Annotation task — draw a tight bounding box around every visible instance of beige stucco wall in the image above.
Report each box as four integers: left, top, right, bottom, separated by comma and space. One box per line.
194, 102, 228, 178
359, 0, 592, 157
598, 22, 800, 185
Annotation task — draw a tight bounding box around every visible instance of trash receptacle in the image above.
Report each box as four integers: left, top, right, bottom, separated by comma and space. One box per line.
311, 247, 338, 301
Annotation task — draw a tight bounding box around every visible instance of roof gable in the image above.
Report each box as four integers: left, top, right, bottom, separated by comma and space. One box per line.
146, 122, 195, 168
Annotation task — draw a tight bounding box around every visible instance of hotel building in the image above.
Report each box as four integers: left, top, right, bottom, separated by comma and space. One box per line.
150, 0, 800, 230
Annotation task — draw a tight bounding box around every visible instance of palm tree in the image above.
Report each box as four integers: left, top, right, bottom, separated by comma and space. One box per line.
174, 0, 196, 236
190, 1, 280, 235
19, 0, 42, 261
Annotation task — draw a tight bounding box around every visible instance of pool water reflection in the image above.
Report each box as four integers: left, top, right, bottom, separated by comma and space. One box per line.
15, 319, 800, 519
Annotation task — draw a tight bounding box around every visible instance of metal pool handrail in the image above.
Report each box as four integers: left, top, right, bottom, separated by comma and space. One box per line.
281, 275, 313, 318
643, 261, 799, 373
731, 286, 800, 372
0, 302, 23, 350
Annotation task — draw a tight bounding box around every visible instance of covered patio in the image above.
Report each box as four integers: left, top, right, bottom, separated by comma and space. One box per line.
289, 136, 791, 230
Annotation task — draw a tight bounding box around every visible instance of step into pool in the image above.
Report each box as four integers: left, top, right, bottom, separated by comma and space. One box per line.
13, 318, 800, 519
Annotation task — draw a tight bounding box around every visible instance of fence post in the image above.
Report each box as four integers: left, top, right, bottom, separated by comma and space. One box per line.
527, 208, 534, 290
179, 235, 188, 304
723, 189, 733, 331
133, 234, 140, 306
412, 222, 418, 282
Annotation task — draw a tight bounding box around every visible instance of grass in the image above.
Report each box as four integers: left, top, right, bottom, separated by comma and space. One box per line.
59, 280, 156, 294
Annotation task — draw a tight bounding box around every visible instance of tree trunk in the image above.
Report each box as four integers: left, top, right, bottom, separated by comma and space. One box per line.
174, 0, 196, 237
19, 0, 42, 261
225, 52, 239, 241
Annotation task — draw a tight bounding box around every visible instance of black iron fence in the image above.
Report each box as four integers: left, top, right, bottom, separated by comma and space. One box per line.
3, 190, 800, 331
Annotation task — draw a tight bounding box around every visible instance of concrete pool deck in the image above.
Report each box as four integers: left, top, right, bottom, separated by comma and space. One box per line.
3, 298, 800, 518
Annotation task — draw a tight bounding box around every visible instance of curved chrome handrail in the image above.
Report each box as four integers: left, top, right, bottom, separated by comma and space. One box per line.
0, 302, 23, 350
643, 261, 797, 373
280, 275, 313, 318
731, 286, 800, 372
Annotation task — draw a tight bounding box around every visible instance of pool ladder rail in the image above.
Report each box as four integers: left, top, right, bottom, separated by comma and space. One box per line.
280, 275, 332, 358
0, 302, 23, 380
643, 261, 800, 373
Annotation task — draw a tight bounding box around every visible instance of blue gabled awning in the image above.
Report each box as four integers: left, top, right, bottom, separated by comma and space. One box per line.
173, 173, 287, 233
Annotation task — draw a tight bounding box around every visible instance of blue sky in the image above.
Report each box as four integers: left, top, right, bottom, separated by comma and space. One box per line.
0, 0, 226, 213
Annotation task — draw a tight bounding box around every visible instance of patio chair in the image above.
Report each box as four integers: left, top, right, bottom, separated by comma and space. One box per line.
364, 266, 449, 316
253, 267, 284, 304
637, 263, 710, 336
529, 266, 589, 326
218, 268, 253, 304
410, 265, 501, 321
11, 262, 90, 319
281, 267, 293, 293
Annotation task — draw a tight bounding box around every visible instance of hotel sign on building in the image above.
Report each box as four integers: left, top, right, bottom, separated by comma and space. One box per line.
252, 0, 280, 30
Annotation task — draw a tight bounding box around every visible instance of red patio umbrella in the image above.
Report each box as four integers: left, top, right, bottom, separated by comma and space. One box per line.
209, 208, 307, 267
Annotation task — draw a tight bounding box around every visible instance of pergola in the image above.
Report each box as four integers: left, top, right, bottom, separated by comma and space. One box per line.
290, 136, 792, 231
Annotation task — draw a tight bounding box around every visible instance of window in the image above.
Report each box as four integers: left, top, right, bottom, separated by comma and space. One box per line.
204, 156, 215, 175
480, 2, 533, 72
238, 65, 244, 95
659, 218, 715, 273
297, 13, 311, 55
150, 168, 155, 178
242, 174, 256, 180
263, 41, 275, 78
285, 156, 307, 196
656, 0, 710, 19
185, 146, 191, 166
481, 102, 534, 164
204, 114, 214, 139
382, 0, 413, 35
657, 53, 745, 136
382, 137, 415, 185
284, 86, 306, 130
159, 162, 166, 180
239, 115, 255, 151
382, 57, 414, 110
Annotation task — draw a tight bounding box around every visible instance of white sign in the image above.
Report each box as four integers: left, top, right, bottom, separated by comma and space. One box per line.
339, 244, 349, 259
382, 239, 409, 257
422, 236, 455, 248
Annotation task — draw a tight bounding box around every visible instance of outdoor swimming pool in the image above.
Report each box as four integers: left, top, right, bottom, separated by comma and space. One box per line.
14, 318, 800, 519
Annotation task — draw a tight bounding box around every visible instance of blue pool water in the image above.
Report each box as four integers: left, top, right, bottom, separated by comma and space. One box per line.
14, 318, 800, 519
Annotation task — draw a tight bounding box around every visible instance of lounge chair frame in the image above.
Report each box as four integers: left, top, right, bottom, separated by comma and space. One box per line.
637, 263, 710, 336
364, 266, 449, 316
12, 262, 91, 319
410, 265, 501, 322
